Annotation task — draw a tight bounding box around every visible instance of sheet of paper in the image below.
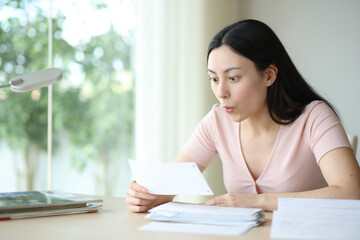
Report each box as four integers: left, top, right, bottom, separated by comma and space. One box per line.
271, 211, 360, 240
277, 197, 360, 213
271, 198, 360, 240
139, 222, 253, 236
128, 160, 213, 195
149, 202, 263, 218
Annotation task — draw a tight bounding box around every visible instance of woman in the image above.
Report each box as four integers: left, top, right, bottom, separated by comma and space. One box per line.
126, 19, 360, 212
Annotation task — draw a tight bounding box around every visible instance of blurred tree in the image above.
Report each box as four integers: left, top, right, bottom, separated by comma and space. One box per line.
0, 1, 74, 190
56, 24, 134, 195
0, 0, 134, 194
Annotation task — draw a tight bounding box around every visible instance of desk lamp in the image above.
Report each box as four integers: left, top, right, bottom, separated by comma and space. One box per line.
0, 68, 62, 92
0, 68, 62, 190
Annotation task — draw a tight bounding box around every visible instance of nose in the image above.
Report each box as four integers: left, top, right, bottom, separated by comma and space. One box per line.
217, 80, 229, 101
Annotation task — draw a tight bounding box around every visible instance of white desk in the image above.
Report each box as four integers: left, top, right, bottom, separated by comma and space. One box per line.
0, 196, 273, 240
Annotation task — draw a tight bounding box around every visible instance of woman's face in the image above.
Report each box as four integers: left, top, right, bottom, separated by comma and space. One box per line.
208, 45, 272, 122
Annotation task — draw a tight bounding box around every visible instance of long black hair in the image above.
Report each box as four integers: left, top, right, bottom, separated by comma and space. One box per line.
207, 19, 334, 124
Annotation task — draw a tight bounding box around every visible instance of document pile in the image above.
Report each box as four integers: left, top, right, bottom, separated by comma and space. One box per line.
271, 198, 360, 239
0, 190, 103, 220
140, 202, 265, 236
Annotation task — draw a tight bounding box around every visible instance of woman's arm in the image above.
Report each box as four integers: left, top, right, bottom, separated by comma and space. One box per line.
126, 152, 205, 212
203, 147, 360, 211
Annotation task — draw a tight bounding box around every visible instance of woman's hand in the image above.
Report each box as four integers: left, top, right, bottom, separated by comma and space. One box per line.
202, 192, 262, 208
126, 180, 157, 213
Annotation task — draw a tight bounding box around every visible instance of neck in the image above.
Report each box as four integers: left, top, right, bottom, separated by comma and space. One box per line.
241, 108, 279, 135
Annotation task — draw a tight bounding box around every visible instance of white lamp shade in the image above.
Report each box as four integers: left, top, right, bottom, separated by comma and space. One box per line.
10, 68, 62, 92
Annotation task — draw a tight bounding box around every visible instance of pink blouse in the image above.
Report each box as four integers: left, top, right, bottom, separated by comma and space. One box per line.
183, 101, 352, 194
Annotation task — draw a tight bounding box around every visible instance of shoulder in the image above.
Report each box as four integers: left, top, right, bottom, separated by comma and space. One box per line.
283, 100, 350, 163
197, 103, 235, 137
303, 100, 335, 116
300, 100, 337, 124
206, 103, 231, 122
211, 103, 225, 114
286, 100, 336, 128
286, 100, 341, 140
303, 101, 351, 162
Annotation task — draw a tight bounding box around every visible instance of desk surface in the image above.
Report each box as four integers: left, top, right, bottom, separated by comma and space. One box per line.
0, 196, 274, 240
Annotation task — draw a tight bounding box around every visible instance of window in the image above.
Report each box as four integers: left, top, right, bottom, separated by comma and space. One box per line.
0, 0, 135, 197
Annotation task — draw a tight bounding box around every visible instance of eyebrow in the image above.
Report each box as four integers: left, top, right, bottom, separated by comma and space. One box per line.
207, 67, 243, 74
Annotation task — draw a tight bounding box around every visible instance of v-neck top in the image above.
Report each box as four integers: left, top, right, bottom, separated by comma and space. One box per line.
182, 101, 352, 194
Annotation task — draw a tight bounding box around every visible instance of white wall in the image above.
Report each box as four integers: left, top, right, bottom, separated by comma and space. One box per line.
238, 0, 360, 160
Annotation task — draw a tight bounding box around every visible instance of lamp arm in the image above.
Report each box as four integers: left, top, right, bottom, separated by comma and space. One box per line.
0, 83, 11, 89
0, 79, 25, 89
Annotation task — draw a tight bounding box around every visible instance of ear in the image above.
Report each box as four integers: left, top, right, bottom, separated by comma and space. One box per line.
264, 64, 278, 87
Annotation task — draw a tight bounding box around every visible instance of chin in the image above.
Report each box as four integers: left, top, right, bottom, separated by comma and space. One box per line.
229, 115, 243, 123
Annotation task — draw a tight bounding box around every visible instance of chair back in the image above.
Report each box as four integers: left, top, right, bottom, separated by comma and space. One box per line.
347, 134, 358, 156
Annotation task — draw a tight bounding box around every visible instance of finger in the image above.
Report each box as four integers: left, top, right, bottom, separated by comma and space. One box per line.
129, 180, 148, 193
128, 203, 150, 213
128, 181, 157, 199
204, 195, 229, 206
126, 196, 156, 213
202, 197, 218, 206
211, 203, 227, 207
126, 188, 157, 200
126, 196, 155, 206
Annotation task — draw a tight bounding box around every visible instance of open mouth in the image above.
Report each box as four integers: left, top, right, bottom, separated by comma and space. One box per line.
223, 106, 234, 113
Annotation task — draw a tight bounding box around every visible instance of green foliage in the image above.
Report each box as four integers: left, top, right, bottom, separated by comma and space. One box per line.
0, 0, 135, 179
0, 3, 55, 150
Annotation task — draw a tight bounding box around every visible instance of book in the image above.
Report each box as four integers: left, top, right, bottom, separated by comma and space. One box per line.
146, 202, 265, 226
0, 190, 103, 220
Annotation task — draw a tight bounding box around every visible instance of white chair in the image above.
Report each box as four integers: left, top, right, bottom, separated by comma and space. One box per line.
347, 134, 358, 156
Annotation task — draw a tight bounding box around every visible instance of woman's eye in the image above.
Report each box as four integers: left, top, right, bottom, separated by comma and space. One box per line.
209, 77, 219, 82
229, 76, 239, 82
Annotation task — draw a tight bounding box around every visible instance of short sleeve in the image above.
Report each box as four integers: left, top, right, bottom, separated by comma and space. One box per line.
182, 105, 218, 168
307, 102, 352, 163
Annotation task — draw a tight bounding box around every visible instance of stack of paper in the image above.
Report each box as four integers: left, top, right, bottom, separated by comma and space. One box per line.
146, 202, 264, 226
0, 190, 103, 220
271, 198, 360, 239
140, 202, 264, 236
